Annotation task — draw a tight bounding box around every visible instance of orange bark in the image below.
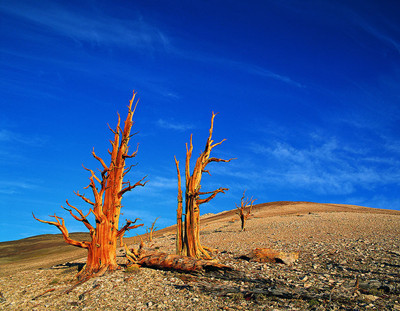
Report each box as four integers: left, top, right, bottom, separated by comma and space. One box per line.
146, 217, 159, 242
175, 112, 234, 259
244, 248, 299, 265
33, 91, 147, 280
137, 251, 232, 273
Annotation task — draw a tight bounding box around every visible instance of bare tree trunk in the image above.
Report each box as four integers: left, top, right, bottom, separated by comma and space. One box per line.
240, 215, 246, 231
77, 221, 119, 279
175, 112, 234, 259
175, 157, 184, 254
235, 190, 256, 232
33, 91, 146, 280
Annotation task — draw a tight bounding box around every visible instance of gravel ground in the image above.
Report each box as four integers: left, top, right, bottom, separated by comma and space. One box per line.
1, 210, 399, 310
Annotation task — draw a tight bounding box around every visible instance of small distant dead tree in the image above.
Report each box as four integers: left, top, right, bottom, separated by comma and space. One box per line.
146, 217, 159, 242
174, 112, 234, 259
235, 190, 256, 231
33, 91, 147, 280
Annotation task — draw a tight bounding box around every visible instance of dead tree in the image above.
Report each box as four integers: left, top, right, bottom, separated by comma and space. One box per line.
124, 239, 232, 273
137, 251, 232, 273
146, 217, 159, 242
235, 190, 256, 231
174, 112, 234, 259
33, 91, 147, 280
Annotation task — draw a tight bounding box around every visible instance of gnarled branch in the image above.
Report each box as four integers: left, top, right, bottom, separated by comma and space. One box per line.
197, 187, 228, 205
118, 175, 148, 198
74, 191, 95, 206
123, 143, 139, 159
123, 163, 138, 177
32, 213, 89, 248
62, 200, 95, 233
92, 149, 109, 171
146, 217, 159, 242
117, 218, 143, 238
206, 157, 236, 166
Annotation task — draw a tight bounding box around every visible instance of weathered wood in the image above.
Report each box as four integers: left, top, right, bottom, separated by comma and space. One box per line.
241, 248, 299, 265
33, 91, 147, 280
146, 217, 159, 242
136, 251, 232, 273
235, 190, 256, 231
175, 112, 234, 259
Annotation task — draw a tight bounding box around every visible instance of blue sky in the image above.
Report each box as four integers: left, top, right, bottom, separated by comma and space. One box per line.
0, 0, 399, 242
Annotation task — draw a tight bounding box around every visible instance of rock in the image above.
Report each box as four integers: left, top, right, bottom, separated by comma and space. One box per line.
359, 280, 382, 290
0, 291, 5, 303
303, 282, 312, 288
363, 294, 380, 302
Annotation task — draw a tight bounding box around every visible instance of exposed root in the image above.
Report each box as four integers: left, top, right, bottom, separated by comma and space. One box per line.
65, 276, 91, 294
65, 265, 110, 294
32, 288, 56, 300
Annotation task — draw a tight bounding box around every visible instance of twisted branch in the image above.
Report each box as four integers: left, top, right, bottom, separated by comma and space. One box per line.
32, 213, 89, 248
118, 175, 148, 198
117, 218, 143, 238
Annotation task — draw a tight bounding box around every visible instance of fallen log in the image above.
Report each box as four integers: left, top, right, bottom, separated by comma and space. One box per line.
240, 248, 299, 265
136, 251, 232, 273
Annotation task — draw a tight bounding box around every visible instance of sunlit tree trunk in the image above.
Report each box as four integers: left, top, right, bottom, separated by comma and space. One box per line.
175, 112, 234, 259
33, 91, 146, 280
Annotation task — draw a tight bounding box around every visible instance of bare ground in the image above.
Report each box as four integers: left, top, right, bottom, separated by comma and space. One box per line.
1, 202, 399, 310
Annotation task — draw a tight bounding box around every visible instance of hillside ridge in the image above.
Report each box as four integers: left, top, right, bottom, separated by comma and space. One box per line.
1, 201, 399, 276
1, 201, 399, 310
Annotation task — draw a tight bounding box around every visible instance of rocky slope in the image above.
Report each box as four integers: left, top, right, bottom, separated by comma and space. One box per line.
0, 202, 399, 310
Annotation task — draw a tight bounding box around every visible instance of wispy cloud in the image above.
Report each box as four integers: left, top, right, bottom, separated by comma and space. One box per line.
186, 52, 306, 88
247, 136, 400, 195
244, 64, 306, 88
0, 180, 39, 194
271, 0, 400, 56
0, 129, 47, 146
145, 176, 177, 191
125, 176, 177, 200
0, 1, 306, 91
0, 129, 48, 165
352, 13, 400, 54
0, 1, 170, 51
156, 119, 195, 131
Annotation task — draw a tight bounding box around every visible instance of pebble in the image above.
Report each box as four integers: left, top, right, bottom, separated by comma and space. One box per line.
363, 295, 380, 302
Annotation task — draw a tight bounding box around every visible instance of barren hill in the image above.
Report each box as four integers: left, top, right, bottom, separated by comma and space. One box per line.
1, 201, 399, 310
1, 201, 398, 276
